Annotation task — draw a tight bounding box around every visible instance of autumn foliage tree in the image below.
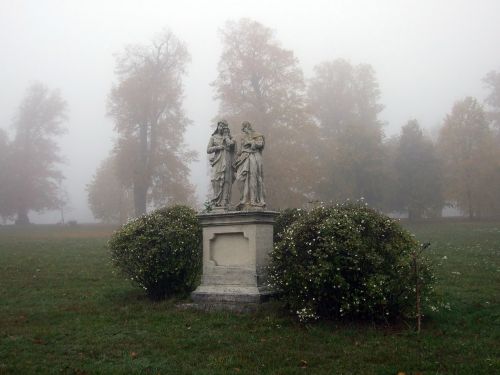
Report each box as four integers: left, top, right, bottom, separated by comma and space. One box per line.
108, 29, 196, 217
7, 83, 67, 224
87, 155, 134, 224
213, 19, 319, 208
438, 97, 498, 218
308, 59, 385, 206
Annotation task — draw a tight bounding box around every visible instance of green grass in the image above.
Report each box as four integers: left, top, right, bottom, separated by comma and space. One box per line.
0, 221, 499, 374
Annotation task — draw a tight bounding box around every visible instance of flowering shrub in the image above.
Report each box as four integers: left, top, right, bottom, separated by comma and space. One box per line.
268, 202, 434, 322
274, 208, 306, 242
109, 205, 202, 300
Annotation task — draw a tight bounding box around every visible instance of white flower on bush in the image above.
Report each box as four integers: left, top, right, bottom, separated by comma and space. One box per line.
296, 307, 319, 322
269, 201, 435, 322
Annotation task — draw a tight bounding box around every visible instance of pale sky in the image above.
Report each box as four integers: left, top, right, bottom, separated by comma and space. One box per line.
1, 0, 499, 223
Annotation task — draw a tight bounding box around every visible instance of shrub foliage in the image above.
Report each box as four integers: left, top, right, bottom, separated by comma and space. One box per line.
109, 205, 202, 300
269, 203, 434, 321
273, 208, 306, 242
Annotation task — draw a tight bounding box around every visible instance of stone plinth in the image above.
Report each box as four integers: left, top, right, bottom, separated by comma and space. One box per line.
191, 210, 278, 311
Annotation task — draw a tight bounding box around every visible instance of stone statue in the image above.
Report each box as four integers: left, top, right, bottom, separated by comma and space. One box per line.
207, 120, 235, 209
234, 121, 266, 210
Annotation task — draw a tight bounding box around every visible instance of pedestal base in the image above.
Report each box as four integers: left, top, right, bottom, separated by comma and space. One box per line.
191, 211, 278, 311
191, 286, 274, 312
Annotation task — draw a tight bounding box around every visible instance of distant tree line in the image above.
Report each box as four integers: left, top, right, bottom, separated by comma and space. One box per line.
207, 18, 500, 220
2, 19, 500, 224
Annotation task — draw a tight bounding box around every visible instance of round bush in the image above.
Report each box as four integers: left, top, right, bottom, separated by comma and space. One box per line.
109, 205, 202, 300
268, 202, 434, 322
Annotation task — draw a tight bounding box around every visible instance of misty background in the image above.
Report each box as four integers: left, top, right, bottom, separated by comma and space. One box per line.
1, 0, 499, 223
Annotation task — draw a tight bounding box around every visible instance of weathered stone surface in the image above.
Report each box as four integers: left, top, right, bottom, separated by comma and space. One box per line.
207, 120, 235, 210
233, 122, 266, 211
191, 211, 278, 311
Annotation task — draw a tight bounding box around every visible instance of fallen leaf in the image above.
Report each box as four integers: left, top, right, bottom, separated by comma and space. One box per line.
299, 359, 308, 368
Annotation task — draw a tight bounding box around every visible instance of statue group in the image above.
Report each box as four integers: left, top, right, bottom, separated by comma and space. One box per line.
207, 120, 266, 211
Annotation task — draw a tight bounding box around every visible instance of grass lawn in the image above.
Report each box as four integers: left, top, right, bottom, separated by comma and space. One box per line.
0, 221, 499, 374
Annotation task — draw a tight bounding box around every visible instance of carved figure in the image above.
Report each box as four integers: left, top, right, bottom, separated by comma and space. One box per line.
207, 120, 235, 209
234, 121, 266, 210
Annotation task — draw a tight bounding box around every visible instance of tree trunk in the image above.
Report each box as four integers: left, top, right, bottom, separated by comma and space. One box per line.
467, 189, 473, 219
408, 209, 417, 221
134, 182, 147, 217
409, 207, 423, 221
133, 123, 149, 217
15, 208, 30, 225
119, 188, 126, 225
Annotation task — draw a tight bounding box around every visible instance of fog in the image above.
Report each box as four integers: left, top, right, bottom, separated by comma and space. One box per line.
1, 0, 499, 223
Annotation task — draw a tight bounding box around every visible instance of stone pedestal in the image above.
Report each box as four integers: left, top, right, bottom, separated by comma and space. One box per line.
191, 210, 278, 311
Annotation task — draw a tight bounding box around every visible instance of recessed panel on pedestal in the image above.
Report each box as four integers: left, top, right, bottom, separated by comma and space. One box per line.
209, 232, 251, 267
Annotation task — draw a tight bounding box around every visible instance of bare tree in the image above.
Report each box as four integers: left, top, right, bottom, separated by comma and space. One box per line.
55, 177, 71, 224
108, 29, 196, 217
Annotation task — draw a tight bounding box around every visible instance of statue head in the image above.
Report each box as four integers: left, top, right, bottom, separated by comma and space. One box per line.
212, 119, 229, 135
241, 121, 253, 134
